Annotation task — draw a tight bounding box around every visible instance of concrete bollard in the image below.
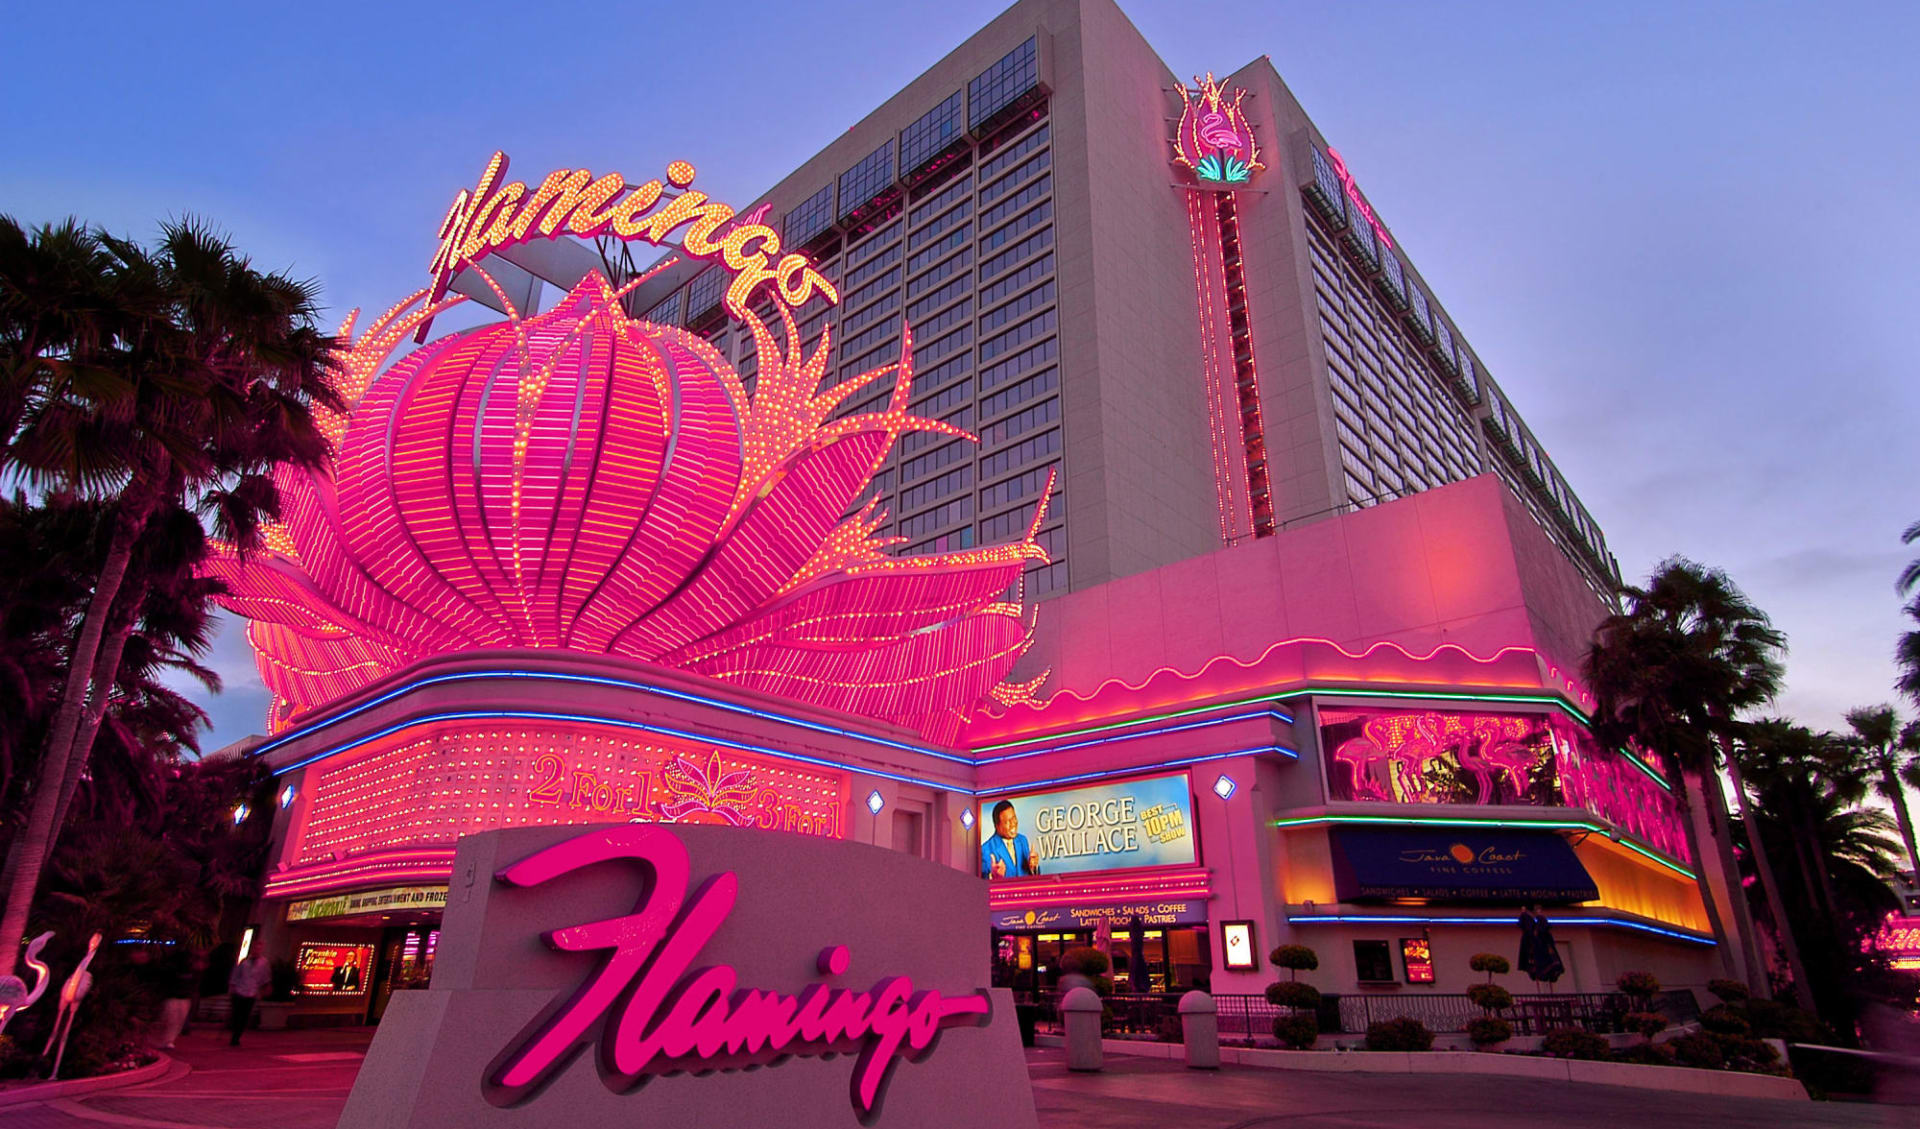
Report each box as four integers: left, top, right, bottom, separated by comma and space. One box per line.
1178, 991, 1219, 1069
1061, 986, 1104, 1072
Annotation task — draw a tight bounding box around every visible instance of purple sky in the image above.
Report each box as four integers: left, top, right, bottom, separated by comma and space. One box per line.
6, 0, 1916, 752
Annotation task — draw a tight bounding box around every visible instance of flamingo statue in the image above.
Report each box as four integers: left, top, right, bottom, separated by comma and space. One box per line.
43, 932, 102, 1079
0, 931, 54, 1036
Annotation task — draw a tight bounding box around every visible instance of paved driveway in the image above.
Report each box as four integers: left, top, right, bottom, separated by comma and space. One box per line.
3, 1027, 365, 1129
4, 1030, 1906, 1128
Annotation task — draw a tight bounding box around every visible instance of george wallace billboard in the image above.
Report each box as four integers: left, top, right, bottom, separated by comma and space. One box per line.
977, 772, 1197, 881
338, 824, 1035, 1128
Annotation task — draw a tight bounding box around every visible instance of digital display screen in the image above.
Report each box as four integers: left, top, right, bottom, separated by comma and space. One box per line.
295, 941, 374, 997
1222, 922, 1257, 970
977, 772, 1196, 881
1401, 937, 1435, 984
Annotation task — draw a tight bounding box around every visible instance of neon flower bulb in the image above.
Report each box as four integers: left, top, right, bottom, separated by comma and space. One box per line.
205, 273, 1052, 736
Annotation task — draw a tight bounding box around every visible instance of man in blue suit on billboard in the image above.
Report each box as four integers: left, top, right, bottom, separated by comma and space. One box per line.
981, 799, 1040, 879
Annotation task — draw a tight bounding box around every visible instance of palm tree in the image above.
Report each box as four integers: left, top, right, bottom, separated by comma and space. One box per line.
1845, 706, 1920, 880
1743, 742, 1905, 1031
1583, 558, 1796, 998
0, 216, 338, 977
1899, 521, 1920, 705
1740, 721, 1853, 919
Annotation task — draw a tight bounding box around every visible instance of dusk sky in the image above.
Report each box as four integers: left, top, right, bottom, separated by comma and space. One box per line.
5, 0, 1916, 753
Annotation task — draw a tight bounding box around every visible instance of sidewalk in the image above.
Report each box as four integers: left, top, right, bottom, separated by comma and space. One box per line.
2, 1026, 367, 1129
1027, 1047, 1910, 1129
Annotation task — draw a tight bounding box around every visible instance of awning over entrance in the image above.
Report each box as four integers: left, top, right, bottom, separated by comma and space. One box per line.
1328, 826, 1598, 904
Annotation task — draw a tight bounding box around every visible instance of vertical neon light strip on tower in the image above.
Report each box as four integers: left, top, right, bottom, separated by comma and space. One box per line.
1186, 190, 1252, 542
1174, 75, 1273, 542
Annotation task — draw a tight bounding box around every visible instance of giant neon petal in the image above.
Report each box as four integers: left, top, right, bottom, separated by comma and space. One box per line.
210, 273, 1048, 736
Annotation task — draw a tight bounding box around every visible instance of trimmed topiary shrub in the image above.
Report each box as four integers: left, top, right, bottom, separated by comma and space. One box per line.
1668, 1032, 1725, 1070
1466, 1016, 1512, 1048
1465, 982, 1513, 1012
1469, 952, 1511, 979
1364, 1017, 1434, 1052
1706, 978, 1750, 1003
1542, 1027, 1610, 1060
1266, 980, 1322, 1010
1061, 946, 1110, 977
1624, 1011, 1669, 1039
1614, 970, 1660, 1002
1699, 1005, 1751, 1036
1273, 1014, 1319, 1049
1270, 944, 1319, 977
1609, 1041, 1677, 1067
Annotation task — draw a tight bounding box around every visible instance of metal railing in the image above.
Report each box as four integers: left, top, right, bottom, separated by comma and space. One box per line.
1017, 987, 1699, 1039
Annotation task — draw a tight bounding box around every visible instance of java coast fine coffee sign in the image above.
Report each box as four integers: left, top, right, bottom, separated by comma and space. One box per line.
339, 825, 1036, 1128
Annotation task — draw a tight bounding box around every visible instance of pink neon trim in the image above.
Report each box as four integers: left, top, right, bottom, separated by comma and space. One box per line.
489, 826, 990, 1114
971, 637, 1544, 733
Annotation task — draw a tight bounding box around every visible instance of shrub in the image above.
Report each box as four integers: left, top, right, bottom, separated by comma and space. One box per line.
1609, 1041, 1677, 1067
1541, 1027, 1610, 1060
1624, 1011, 1669, 1039
1699, 1005, 1751, 1036
1614, 970, 1660, 1001
1465, 983, 1513, 1012
1266, 980, 1322, 1010
1466, 1016, 1512, 1048
1712, 1033, 1782, 1073
1667, 1032, 1725, 1070
1060, 946, 1110, 977
1468, 952, 1511, 979
1273, 1014, 1319, 1049
1156, 1014, 1185, 1044
1706, 978, 1750, 1003
1270, 944, 1319, 976
1364, 1017, 1434, 1052
1741, 999, 1830, 1043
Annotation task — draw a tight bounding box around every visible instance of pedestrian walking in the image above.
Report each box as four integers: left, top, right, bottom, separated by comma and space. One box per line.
227, 950, 270, 1046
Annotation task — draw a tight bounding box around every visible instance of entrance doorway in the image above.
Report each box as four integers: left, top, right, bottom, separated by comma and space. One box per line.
368, 925, 439, 1022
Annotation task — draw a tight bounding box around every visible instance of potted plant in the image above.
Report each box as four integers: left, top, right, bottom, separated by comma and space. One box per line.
254, 959, 300, 1030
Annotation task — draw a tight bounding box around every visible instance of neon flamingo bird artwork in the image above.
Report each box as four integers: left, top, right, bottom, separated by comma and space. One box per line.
0, 930, 53, 1036
43, 932, 101, 1079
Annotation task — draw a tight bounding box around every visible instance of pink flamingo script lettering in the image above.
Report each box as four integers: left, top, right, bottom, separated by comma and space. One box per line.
486, 826, 990, 1120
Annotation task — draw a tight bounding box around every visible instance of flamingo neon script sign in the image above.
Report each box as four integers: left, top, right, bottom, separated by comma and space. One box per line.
487, 826, 991, 1118
422, 151, 840, 339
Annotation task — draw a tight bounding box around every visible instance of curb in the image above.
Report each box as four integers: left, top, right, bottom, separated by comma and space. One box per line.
1040, 1036, 1809, 1101
0, 1050, 180, 1108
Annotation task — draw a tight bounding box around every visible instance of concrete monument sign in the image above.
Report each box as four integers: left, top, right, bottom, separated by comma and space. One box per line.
338, 824, 1036, 1128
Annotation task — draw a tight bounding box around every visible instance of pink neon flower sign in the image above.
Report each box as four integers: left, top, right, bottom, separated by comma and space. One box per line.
205, 274, 1052, 735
